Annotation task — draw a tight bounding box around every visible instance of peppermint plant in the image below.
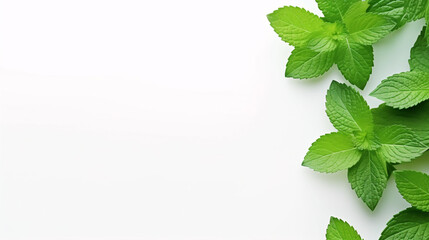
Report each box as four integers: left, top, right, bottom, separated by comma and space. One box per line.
371, 27, 429, 109
302, 81, 428, 210
379, 170, 429, 240
267, 0, 395, 89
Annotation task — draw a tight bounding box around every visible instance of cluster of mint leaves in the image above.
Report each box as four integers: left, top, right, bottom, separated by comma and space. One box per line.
268, 0, 429, 239
268, 0, 395, 89
325, 171, 429, 239
302, 81, 428, 210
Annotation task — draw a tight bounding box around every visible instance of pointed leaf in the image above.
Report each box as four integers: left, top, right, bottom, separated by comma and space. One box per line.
344, 13, 395, 45
303, 132, 362, 173
395, 171, 429, 212
267, 6, 325, 47
326, 217, 362, 240
380, 208, 429, 240
376, 125, 427, 164
410, 27, 429, 72
326, 81, 373, 134
370, 71, 429, 109
348, 151, 388, 210
336, 41, 374, 89
286, 48, 335, 78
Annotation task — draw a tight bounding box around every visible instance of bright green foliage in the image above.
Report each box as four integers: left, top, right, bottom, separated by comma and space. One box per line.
380, 208, 429, 240
370, 71, 429, 109
326, 81, 374, 135
285, 48, 335, 78
268, 1, 395, 89
372, 26, 429, 109
372, 102, 429, 146
335, 41, 374, 89
326, 217, 362, 240
348, 151, 388, 210
303, 81, 426, 210
395, 171, 429, 212
403, 0, 427, 21
345, 11, 397, 45
376, 126, 427, 163
267, 7, 325, 47
409, 27, 429, 72
368, 0, 407, 29
303, 133, 362, 173
316, 0, 360, 22
368, 0, 428, 30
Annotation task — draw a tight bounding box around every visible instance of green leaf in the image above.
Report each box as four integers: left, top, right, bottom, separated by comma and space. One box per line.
403, 0, 427, 22
375, 125, 427, 164
348, 151, 388, 210
380, 208, 429, 240
335, 41, 374, 89
315, 0, 359, 23
370, 71, 429, 109
343, 1, 371, 23
267, 6, 325, 47
395, 171, 429, 212
326, 81, 373, 135
372, 102, 429, 146
344, 13, 395, 45
285, 48, 335, 78
307, 23, 345, 52
410, 27, 429, 72
326, 217, 362, 240
303, 132, 362, 173
368, 0, 406, 29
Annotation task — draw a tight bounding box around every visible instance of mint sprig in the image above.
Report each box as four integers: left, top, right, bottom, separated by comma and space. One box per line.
303, 81, 428, 210
268, 1, 395, 89
371, 27, 429, 109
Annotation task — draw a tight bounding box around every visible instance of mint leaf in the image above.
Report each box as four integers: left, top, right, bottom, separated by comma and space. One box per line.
326, 217, 362, 240
267, 6, 325, 47
372, 102, 429, 146
326, 81, 373, 135
315, 0, 359, 23
345, 14, 395, 45
410, 27, 429, 72
403, 0, 427, 22
395, 171, 429, 212
370, 71, 429, 109
380, 208, 429, 240
368, 0, 406, 29
375, 125, 427, 164
335, 41, 374, 89
343, 1, 371, 23
303, 132, 362, 173
348, 151, 388, 210
285, 48, 335, 78
342, 2, 396, 45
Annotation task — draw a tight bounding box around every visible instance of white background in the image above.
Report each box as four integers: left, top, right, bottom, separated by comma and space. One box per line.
0, 0, 428, 239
